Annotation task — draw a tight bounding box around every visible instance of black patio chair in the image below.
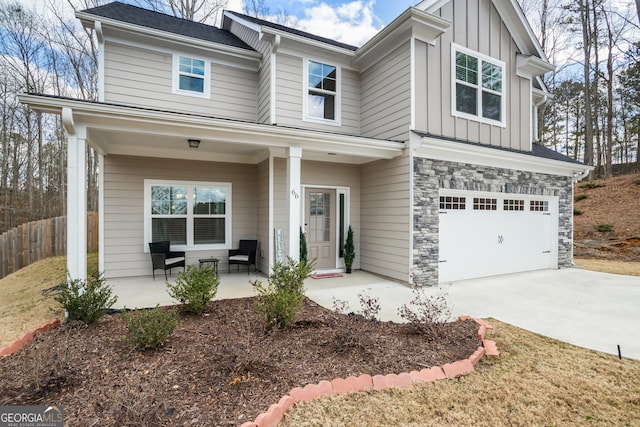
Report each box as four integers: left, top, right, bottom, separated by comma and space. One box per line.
228, 239, 258, 274
149, 241, 186, 280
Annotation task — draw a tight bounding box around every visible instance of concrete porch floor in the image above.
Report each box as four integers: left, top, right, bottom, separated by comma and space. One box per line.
107, 270, 398, 311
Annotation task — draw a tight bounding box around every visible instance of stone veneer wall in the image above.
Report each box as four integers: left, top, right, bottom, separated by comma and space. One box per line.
412, 157, 574, 286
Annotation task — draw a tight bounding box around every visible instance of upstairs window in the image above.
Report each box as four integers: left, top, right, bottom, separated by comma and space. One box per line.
174, 55, 210, 97
452, 45, 505, 127
305, 60, 340, 124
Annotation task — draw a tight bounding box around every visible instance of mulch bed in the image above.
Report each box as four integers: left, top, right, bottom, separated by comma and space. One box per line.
0, 297, 479, 426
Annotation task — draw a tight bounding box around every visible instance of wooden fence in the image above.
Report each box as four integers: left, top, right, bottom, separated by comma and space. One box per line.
0, 212, 98, 279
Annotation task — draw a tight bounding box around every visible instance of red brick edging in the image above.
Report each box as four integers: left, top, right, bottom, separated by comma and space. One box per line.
240, 316, 500, 427
0, 317, 500, 427
0, 318, 61, 357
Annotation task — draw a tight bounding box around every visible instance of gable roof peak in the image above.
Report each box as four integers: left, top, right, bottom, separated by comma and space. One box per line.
78, 1, 253, 51
223, 10, 358, 52
416, 0, 548, 61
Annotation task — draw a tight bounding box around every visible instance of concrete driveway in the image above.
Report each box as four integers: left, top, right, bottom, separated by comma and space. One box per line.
306, 268, 640, 360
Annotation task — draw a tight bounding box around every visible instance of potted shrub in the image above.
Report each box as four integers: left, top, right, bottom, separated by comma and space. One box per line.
343, 225, 355, 273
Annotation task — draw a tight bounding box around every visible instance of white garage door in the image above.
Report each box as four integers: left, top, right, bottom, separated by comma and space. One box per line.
438, 190, 558, 283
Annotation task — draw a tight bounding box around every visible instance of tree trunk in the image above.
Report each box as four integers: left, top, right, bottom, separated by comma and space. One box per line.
580, 0, 595, 178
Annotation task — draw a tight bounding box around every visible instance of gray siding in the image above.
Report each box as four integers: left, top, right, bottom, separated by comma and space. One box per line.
360, 43, 412, 141
228, 20, 272, 124
275, 53, 361, 135
103, 155, 258, 278
256, 159, 269, 272
103, 41, 258, 121
416, 0, 531, 151
360, 154, 411, 282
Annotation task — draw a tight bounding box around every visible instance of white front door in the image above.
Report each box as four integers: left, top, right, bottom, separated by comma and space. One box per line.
305, 188, 336, 269
438, 191, 558, 283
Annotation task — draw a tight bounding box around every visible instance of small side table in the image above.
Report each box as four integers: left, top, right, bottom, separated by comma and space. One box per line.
198, 257, 219, 276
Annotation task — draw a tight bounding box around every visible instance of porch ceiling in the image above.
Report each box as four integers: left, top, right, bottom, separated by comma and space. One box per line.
20, 94, 405, 165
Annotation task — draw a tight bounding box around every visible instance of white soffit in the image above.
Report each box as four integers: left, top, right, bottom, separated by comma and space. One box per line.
414, 135, 591, 178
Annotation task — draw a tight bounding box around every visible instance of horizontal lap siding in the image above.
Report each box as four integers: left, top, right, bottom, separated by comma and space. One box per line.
275, 54, 360, 134
103, 155, 258, 278
104, 42, 258, 122
361, 44, 411, 141
256, 159, 269, 272
418, 0, 530, 151
360, 155, 411, 283
228, 21, 273, 124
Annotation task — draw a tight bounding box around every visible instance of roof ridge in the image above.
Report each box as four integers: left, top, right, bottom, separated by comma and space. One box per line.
224, 10, 358, 51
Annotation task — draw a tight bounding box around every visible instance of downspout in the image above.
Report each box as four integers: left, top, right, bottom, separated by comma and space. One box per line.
269, 35, 280, 125
95, 21, 105, 102
533, 93, 548, 143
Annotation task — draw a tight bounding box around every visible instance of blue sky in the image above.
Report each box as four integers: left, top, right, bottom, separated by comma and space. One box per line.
226, 0, 421, 46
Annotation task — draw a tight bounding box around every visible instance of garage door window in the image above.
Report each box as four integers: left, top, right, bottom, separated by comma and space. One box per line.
439, 196, 466, 210
530, 200, 549, 212
504, 199, 525, 211
473, 197, 496, 210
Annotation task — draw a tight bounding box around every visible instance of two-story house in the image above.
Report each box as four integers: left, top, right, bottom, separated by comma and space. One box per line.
20, 0, 591, 286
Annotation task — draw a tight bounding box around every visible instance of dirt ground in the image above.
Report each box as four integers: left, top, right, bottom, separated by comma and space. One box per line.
0, 297, 479, 426
573, 173, 640, 261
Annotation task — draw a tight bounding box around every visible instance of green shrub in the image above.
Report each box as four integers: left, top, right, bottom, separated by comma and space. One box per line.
574, 194, 588, 202
574, 208, 583, 216
166, 265, 219, 315
579, 182, 604, 189
633, 179, 640, 185
252, 257, 314, 330
122, 306, 178, 352
55, 272, 117, 325
596, 223, 613, 232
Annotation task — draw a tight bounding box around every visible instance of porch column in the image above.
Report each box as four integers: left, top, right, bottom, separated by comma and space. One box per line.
287, 146, 302, 261
66, 127, 87, 282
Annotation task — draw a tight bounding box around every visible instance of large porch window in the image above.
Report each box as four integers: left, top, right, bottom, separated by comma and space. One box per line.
144, 179, 231, 250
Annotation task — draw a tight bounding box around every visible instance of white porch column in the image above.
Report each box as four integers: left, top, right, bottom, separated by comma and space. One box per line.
66, 128, 87, 281
287, 146, 302, 261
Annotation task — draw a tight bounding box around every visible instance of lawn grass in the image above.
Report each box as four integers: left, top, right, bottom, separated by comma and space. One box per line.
574, 258, 640, 276
0, 254, 98, 348
281, 320, 640, 426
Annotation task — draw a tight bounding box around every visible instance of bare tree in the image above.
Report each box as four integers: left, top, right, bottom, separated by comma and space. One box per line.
135, 0, 229, 24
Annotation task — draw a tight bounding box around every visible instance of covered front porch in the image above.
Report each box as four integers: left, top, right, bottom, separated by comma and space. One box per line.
19, 94, 405, 283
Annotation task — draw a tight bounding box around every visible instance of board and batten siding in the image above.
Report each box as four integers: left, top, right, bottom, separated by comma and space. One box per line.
275, 53, 361, 135
360, 43, 412, 142
103, 41, 258, 122
360, 154, 411, 283
302, 161, 361, 269
103, 155, 259, 278
415, 0, 531, 151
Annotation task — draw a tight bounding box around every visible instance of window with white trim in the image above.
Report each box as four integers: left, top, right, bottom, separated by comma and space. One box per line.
305, 60, 339, 123
453, 45, 505, 126
173, 55, 210, 97
145, 180, 231, 250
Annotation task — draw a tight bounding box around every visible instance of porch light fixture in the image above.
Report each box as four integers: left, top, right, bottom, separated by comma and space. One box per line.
188, 139, 200, 149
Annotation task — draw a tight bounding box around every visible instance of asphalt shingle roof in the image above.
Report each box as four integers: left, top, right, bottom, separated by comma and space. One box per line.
81, 1, 253, 51
224, 10, 358, 51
